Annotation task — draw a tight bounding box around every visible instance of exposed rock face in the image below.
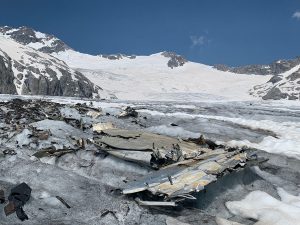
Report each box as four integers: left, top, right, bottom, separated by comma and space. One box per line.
250, 66, 300, 100
0, 26, 71, 53
214, 57, 300, 100
214, 57, 300, 75
98, 52, 188, 69
98, 53, 136, 60
1, 26, 188, 72
0, 51, 17, 94
20, 68, 101, 98
0, 36, 110, 98
162, 51, 188, 69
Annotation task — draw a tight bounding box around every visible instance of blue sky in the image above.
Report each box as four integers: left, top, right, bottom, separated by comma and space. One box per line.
1, 0, 300, 66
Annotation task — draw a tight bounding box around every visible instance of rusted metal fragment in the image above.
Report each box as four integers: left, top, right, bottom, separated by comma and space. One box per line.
4, 201, 15, 216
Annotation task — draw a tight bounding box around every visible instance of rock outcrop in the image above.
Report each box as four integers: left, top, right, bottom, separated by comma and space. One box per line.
214, 57, 300, 75
161, 51, 188, 68
98, 53, 136, 60
250, 66, 300, 100
0, 26, 71, 53
0, 51, 17, 94
0, 36, 112, 99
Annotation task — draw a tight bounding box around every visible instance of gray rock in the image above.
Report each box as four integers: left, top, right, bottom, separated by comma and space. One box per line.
0, 26, 71, 53
99, 53, 136, 60
287, 71, 300, 81
0, 51, 17, 94
161, 51, 188, 68
262, 87, 288, 100
214, 57, 300, 75
268, 75, 283, 84
0, 40, 110, 98
19, 69, 101, 98
251, 67, 300, 100
13, 60, 25, 72
17, 73, 23, 80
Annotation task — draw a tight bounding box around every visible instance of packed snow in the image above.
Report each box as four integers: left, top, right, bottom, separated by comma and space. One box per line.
220, 188, 300, 225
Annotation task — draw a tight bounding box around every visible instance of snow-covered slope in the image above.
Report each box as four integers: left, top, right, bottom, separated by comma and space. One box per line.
77, 60, 271, 101
1, 26, 273, 101
250, 64, 300, 100
0, 35, 114, 98
53, 49, 271, 101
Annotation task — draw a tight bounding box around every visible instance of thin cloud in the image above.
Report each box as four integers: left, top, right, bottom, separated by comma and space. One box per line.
190, 35, 206, 47
292, 11, 300, 19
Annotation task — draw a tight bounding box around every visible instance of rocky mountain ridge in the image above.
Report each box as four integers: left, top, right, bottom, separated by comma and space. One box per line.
1, 25, 300, 100
250, 64, 300, 100
0, 36, 114, 99
214, 57, 300, 75
1, 26, 188, 69
0, 26, 71, 53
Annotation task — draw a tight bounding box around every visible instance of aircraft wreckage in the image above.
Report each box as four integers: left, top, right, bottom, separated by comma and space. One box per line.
93, 129, 256, 205
0, 98, 261, 216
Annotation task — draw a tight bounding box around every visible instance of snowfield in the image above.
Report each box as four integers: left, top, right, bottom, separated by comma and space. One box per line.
53, 49, 272, 101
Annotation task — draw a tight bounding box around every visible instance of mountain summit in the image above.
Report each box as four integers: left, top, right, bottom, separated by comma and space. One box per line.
0, 27, 114, 99
0, 26, 188, 69
0, 26, 71, 53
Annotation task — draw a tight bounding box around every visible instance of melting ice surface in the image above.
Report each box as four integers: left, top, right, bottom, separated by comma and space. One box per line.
135, 99, 300, 225
137, 101, 300, 160
1, 95, 300, 224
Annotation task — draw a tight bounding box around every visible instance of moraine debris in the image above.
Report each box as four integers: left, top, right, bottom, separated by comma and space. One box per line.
118, 106, 138, 118
3, 149, 17, 155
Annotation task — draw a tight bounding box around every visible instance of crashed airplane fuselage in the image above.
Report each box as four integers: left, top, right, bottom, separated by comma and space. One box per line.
93, 128, 254, 203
